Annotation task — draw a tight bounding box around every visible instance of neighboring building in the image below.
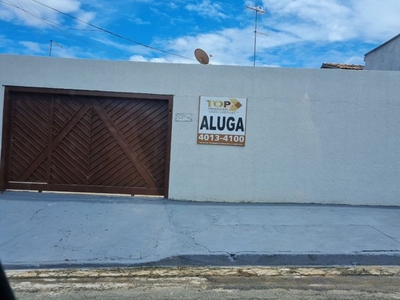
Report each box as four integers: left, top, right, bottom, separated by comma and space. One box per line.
321, 63, 364, 70
364, 33, 400, 71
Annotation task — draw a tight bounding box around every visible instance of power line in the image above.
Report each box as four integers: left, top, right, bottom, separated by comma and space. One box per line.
29, 0, 195, 61
0, 0, 194, 61
0, 0, 99, 51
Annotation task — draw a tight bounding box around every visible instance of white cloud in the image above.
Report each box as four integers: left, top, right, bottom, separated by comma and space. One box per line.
45, 0, 81, 12
154, 0, 396, 67
4, 0, 398, 68
0, 5, 14, 21
0, 0, 95, 29
344, 55, 364, 65
168, 2, 179, 10
130, 17, 150, 25
120, 0, 400, 67
149, 57, 171, 63
185, 0, 228, 20
349, 0, 400, 40
75, 11, 96, 27
19, 41, 43, 53
129, 55, 175, 64
0, 35, 13, 49
260, 0, 354, 42
129, 55, 146, 62
14, 39, 83, 58
91, 37, 153, 57
161, 26, 255, 65
261, 0, 400, 43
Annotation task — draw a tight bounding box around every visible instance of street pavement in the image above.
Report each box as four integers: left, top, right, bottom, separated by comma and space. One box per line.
10, 270, 400, 300
1, 191, 400, 269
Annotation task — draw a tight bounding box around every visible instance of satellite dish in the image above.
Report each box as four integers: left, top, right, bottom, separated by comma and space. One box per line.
194, 48, 209, 65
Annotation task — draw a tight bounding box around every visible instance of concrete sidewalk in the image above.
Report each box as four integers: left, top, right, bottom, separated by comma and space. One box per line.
1, 191, 400, 269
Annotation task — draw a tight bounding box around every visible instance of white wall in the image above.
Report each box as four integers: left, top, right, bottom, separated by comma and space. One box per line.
365, 35, 400, 71
1, 55, 400, 205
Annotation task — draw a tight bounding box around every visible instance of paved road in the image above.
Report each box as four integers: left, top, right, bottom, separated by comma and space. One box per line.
9, 267, 400, 300
11, 274, 400, 300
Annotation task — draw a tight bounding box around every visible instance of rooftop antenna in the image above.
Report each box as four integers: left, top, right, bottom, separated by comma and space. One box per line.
246, 5, 267, 66
49, 40, 63, 57
194, 48, 210, 65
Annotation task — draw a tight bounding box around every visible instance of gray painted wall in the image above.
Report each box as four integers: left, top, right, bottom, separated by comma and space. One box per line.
1, 55, 400, 205
365, 35, 400, 71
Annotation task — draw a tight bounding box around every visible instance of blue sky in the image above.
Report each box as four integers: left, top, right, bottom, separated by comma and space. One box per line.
1, 0, 400, 68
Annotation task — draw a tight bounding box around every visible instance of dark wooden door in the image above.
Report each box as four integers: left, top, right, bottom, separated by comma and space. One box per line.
1, 87, 172, 197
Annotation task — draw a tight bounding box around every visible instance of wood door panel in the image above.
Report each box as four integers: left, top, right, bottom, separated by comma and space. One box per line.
3, 88, 171, 196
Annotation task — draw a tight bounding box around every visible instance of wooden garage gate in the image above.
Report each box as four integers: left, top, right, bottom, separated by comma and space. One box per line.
0, 87, 172, 197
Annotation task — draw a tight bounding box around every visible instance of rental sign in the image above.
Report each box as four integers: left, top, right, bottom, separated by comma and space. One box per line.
197, 96, 247, 146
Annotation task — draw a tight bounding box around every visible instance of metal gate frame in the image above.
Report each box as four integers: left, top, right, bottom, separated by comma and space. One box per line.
0, 86, 173, 198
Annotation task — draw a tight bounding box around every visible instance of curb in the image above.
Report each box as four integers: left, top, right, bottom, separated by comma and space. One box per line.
4, 252, 400, 270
